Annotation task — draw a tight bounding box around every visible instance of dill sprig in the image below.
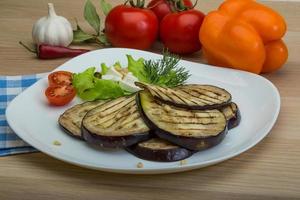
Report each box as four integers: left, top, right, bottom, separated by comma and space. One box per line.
143, 50, 190, 87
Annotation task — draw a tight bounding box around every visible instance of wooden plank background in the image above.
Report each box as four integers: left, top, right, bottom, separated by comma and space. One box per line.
0, 0, 299, 199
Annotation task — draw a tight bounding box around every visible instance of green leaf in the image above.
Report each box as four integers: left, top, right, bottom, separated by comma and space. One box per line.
123, 91, 134, 96
127, 55, 148, 83
113, 61, 122, 70
78, 79, 124, 100
72, 24, 94, 43
97, 34, 110, 46
99, 0, 112, 16
72, 67, 96, 94
78, 88, 101, 101
101, 63, 109, 75
73, 66, 126, 101
84, 0, 101, 34
93, 79, 124, 99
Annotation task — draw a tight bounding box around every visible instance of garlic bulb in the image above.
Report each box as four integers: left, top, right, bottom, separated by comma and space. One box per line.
32, 3, 73, 47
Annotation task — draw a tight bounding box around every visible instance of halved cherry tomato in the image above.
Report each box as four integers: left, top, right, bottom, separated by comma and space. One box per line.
45, 85, 76, 106
48, 71, 73, 86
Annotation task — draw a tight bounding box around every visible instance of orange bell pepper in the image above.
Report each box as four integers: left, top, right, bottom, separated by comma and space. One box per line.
199, 0, 288, 74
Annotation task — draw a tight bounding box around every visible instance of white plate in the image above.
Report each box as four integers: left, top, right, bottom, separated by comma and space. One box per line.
6, 48, 280, 174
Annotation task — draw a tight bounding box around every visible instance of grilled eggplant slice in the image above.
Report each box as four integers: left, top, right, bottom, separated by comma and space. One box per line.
137, 91, 228, 151
136, 83, 231, 110
221, 102, 241, 130
82, 95, 151, 148
127, 138, 193, 162
58, 100, 107, 139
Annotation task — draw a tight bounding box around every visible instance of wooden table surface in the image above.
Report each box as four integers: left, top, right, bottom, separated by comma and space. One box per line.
0, 0, 299, 199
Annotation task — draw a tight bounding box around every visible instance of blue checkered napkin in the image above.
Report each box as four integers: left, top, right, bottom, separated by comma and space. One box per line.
0, 73, 47, 156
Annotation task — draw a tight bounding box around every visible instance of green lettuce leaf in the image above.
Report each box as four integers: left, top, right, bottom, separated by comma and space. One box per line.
77, 87, 100, 101
113, 61, 122, 70
101, 61, 122, 76
93, 79, 124, 99
127, 55, 148, 83
101, 63, 109, 75
78, 79, 124, 101
72, 67, 96, 94
72, 67, 125, 101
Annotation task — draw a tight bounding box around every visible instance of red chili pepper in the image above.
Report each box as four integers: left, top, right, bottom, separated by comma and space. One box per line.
19, 41, 89, 59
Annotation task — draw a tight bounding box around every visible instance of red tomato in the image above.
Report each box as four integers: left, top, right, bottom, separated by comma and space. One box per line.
160, 10, 205, 54
105, 5, 159, 50
48, 71, 73, 86
45, 85, 76, 106
147, 0, 192, 22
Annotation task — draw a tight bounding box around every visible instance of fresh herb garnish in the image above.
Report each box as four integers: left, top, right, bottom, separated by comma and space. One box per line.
72, 0, 112, 46
144, 51, 190, 87
129, 51, 190, 87
84, 0, 101, 35
73, 51, 190, 101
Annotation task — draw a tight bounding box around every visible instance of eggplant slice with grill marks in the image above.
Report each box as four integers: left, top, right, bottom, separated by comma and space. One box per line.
221, 102, 241, 130
137, 91, 228, 151
58, 100, 108, 139
82, 95, 151, 148
136, 82, 231, 110
127, 138, 193, 162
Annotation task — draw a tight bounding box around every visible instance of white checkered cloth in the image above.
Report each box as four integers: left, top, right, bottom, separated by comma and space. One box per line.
0, 73, 47, 156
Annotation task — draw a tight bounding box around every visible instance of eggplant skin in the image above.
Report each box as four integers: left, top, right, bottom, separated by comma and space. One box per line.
153, 128, 227, 151
59, 124, 83, 140
126, 142, 193, 162
228, 107, 241, 129
81, 125, 152, 148
221, 102, 241, 130
136, 93, 228, 151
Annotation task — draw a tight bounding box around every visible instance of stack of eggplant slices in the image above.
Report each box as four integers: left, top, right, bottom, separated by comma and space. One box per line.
59, 82, 241, 162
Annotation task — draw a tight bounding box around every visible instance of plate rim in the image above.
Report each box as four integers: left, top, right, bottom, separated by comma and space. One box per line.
6, 48, 281, 174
